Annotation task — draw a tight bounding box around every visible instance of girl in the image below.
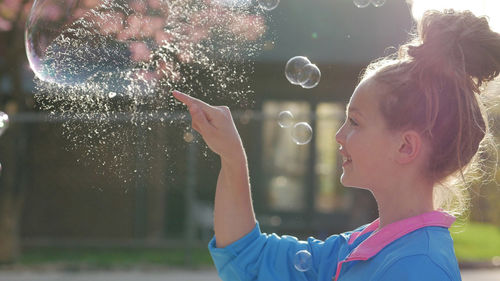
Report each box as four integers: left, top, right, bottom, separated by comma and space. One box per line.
172, 9, 500, 281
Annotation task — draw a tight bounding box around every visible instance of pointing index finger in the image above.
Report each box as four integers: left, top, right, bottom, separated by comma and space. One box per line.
172, 90, 216, 113
172, 90, 195, 107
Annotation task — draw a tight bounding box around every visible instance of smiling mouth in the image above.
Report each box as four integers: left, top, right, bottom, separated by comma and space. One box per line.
342, 156, 352, 166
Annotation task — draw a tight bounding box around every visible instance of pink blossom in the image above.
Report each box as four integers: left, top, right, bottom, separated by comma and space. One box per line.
129, 0, 147, 14
129, 41, 151, 61
1, 0, 22, 12
147, 0, 162, 9
83, 0, 100, 8
72, 8, 87, 20
98, 12, 125, 35
0, 17, 12, 31
154, 30, 172, 45
142, 16, 164, 37
42, 4, 63, 21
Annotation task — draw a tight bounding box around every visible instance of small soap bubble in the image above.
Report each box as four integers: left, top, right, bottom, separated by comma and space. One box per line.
285, 56, 311, 85
300, 64, 321, 89
371, 0, 386, 7
183, 131, 194, 143
0, 112, 10, 137
291, 122, 313, 145
108, 92, 117, 98
278, 111, 294, 128
353, 0, 370, 8
258, 0, 279, 11
293, 250, 312, 272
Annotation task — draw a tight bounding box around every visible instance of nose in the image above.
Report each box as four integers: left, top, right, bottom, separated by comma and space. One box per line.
335, 123, 345, 145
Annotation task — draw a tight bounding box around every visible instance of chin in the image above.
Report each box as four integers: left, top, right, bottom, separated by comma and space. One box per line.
340, 176, 369, 190
340, 176, 354, 187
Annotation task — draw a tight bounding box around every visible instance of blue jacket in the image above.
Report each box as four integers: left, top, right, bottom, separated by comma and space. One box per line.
208, 210, 461, 281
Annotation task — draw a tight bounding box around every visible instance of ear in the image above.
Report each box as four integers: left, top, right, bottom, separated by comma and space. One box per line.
395, 130, 422, 165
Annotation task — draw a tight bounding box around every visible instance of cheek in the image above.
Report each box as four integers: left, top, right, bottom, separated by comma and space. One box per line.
347, 134, 382, 167
346, 131, 366, 154
365, 140, 392, 169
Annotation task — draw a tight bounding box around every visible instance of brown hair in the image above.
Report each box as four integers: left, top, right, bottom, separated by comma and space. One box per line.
361, 10, 500, 215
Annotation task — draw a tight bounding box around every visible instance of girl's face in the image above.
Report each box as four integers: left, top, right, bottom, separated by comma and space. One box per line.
335, 78, 400, 190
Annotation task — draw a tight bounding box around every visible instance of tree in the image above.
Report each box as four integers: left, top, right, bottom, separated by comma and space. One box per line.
0, 0, 33, 263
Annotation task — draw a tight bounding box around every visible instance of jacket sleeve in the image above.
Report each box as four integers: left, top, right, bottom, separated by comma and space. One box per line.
208, 222, 345, 281
377, 255, 456, 281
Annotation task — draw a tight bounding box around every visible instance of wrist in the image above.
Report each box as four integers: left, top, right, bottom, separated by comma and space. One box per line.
220, 147, 247, 167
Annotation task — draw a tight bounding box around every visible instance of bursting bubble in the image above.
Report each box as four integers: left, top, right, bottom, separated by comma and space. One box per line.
26, 0, 268, 180
25, 0, 171, 86
0, 112, 9, 137
353, 0, 370, 8
291, 122, 312, 145
258, 0, 279, 11
371, 0, 386, 7
278, 111, 294, 128
293, 250, 312, 272
285, 56, 311, 85
300, 64, 321, 89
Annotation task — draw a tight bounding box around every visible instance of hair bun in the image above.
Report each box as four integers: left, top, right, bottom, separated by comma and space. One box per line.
407, 10, 500, 88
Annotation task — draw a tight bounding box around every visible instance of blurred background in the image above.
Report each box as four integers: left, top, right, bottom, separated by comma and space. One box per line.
0, 0, 499, 280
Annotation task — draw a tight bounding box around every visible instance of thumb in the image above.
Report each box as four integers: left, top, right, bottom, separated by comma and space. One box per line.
189, 104, 213, 133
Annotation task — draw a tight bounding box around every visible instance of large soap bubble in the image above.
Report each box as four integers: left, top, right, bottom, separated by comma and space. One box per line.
25, 0, 267, 91
300, 64, 321, 89
26, 0, 170, 86
26, 0, 268, 178
285, 56, 321, 89
285, 56, 311, 85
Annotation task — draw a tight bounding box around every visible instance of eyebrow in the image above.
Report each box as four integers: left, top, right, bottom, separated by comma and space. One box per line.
346, 106, 364, 118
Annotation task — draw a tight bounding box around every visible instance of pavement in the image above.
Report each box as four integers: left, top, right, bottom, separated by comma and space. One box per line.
0, 268, 499, 281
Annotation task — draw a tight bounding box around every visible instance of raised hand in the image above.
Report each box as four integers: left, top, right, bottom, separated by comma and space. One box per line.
172, 90, 244, 160
173, 90, 256, 247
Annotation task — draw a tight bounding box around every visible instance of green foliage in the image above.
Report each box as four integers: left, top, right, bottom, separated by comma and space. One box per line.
17, 247, 213, 269
451, 222, 500, 261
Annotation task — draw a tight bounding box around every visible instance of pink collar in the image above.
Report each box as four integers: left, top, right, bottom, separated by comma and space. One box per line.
347, 210, 455, 260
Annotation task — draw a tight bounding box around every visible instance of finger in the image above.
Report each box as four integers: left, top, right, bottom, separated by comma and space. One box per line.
189, 104, 214, 133
172, 90, 195, 106
172, 90, 214, 112
173, 90, 220, 122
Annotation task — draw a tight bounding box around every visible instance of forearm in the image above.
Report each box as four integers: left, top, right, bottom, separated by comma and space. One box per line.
214, 148, 256, 248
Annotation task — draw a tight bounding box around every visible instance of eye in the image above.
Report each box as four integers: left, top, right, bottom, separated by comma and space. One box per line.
348, 117, 358, 126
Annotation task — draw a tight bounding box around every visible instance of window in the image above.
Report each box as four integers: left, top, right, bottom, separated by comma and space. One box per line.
262, 101, 310, 211
314, 103, 352, 213
261, 101, 352, 213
